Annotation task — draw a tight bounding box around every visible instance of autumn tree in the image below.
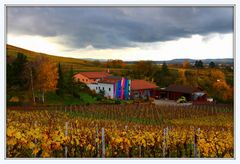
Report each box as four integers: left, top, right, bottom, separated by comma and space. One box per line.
105, 60, 125, 68
213, 80, 233, 102
35, 57, 58, 103
209, 69, 225, 81
204, 69, 232, 102
184, 70, 198, 87
182, 60, 190, 68
177, 69, 187, 85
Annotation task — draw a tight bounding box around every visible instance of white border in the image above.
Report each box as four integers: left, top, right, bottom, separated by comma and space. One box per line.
1, 0, 239, 164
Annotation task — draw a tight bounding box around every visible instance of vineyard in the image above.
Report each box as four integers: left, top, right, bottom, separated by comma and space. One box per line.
6, 104, 234, 158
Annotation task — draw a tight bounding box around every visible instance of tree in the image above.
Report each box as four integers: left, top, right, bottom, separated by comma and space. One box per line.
153, 62, 178, 87
105, 60, 125, 68
92, 60, 101, 67
7, 63, 14, 89
194, 60, 203, 81
11, 53, 28, 87
209, 69, 225, 81
184, 70, 198, 87
195, 60, 203, 69
56, 63, 64, 96
35, 57, 58, 103
65, 66, 75, 96
178, 69, 187, 85
209, 61, 216, 68
213, 80, 233, 102
64, 67, 92, 98
162, 62, 169, 74
131, 60, 157, 80
22, 61, 37, 104
182, 60, 190, 68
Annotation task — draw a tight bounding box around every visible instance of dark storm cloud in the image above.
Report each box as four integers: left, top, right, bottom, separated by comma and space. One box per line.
7, 7, 233, 49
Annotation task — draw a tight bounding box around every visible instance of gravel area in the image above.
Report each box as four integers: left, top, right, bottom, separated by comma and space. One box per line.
153, 99, 192, 106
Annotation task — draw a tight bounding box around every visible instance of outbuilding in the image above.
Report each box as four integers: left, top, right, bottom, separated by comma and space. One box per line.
131, 80, 158, 99
163, 84, 207, 101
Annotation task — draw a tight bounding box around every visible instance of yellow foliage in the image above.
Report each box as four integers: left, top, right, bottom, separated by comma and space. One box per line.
35, 56, 58, 93
6, 109, 233, 158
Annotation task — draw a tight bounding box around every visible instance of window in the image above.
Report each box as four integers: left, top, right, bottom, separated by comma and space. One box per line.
96, 87, 98, 90
86, 79, 88, 82
99, 87, 100, 89
103, 87, 105, 90
82, 79, 84, 82
109, 88, 111, 91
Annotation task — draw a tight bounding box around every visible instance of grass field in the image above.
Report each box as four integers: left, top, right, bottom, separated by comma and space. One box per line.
6, 104, 233, 158
45, 92, 97, 105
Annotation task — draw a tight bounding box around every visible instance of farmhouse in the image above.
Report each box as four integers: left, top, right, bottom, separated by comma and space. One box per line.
131, 80, 158, 99
87, 76, 131, 99
74, 71, 209, 102
74, 71, 160, 100
162, 84, 207, 101
74, 71, 112, 84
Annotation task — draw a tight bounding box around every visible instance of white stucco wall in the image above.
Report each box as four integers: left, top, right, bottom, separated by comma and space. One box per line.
87, 83, 99, 93
87, 83, 114, 99
98, 83, 114, 99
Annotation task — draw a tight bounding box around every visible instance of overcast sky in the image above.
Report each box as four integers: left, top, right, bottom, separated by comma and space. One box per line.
7, 7, 233, 61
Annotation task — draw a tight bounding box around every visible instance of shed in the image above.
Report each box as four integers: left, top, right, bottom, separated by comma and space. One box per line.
164, 84, 206, 101
131, 80, 158, 99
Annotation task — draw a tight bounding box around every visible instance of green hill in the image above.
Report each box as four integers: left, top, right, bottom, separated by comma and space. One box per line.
7, 44, 89, 64
6, 44, 102, 72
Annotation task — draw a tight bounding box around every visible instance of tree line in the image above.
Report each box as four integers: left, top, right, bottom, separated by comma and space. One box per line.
7, 53, 233, 104
120, 60, 233, 103
7, 53, 58, 103
7, 53, 91, 104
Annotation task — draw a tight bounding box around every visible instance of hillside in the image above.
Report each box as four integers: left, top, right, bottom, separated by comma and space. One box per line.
6, 44, 97, 70
6, 44, 128, 72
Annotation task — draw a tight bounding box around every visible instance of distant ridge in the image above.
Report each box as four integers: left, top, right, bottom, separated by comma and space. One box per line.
125, 58, 233, 65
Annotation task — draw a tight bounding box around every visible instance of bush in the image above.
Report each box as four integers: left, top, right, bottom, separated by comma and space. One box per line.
96, 90, 105, 101
115, 99, 121, 104
9, 96, 20, 102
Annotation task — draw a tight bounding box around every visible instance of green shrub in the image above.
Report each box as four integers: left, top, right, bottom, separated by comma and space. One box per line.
115, 99, 121, 104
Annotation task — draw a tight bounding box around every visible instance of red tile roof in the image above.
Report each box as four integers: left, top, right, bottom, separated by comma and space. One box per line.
98, 76, 122, 84
75, 72, 112, 79
99, 79, 119, 84
131, 80, 158, 90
